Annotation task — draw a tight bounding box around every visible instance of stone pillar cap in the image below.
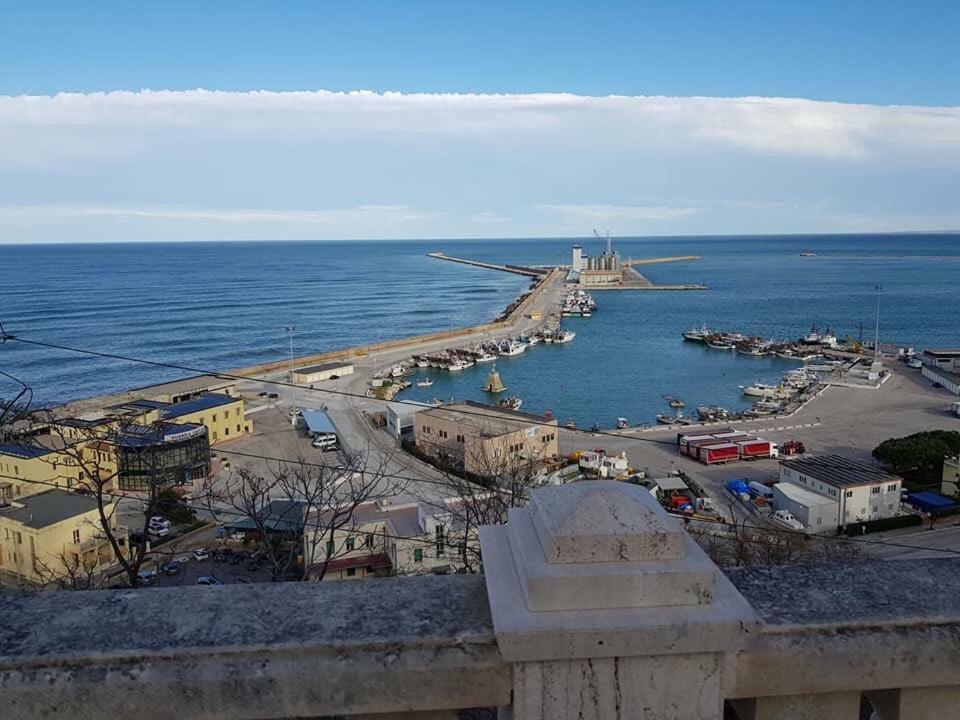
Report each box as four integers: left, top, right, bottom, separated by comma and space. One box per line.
529, 481, 685, 564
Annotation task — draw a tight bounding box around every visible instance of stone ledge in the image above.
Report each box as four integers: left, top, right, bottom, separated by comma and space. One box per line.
0, 575, 511, 720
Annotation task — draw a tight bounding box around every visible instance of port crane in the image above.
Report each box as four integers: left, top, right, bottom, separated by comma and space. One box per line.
592, 228, 613, 255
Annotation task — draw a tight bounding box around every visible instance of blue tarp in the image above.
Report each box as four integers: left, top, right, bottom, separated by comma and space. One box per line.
302, 409, 336, 435
905, 491, 958, 514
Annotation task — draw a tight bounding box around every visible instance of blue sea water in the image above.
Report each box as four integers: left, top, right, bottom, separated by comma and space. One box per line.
1, 234, 958, 427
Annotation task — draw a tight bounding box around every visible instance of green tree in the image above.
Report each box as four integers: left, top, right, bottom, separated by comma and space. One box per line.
873, 431, 960, 487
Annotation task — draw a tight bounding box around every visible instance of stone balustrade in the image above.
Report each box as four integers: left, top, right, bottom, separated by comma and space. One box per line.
3, 481, 960, 720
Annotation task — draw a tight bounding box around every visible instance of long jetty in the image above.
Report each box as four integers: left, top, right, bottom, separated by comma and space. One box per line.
426, 252, 546, 277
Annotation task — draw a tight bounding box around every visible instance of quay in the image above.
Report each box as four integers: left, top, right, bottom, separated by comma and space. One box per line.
425, 251, 546, 277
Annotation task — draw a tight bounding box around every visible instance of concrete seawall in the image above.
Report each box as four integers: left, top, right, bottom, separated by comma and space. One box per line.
223, 268, 562, 378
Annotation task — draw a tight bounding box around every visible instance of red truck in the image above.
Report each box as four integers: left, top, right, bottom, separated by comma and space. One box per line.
699, 443, 740, 464
737, 439, 774, 460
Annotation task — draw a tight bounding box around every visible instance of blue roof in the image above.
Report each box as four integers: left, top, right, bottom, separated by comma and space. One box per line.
159, 393, 237, 420
117, 422, 206, 447
0, 443, 55, 459
302, 410, 336, 435
906, 492, 957, 509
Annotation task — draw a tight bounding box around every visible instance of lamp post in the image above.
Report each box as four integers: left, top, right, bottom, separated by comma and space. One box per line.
286, 325, 297, 425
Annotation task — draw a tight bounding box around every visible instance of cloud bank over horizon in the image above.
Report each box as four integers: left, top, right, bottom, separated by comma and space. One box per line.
1, 89, 958, 243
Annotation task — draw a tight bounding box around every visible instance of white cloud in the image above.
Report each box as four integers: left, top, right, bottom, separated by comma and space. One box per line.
538, 204, 701, 222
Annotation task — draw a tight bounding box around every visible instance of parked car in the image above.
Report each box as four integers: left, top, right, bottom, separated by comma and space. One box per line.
148, 516, 170, 528
258, 391, 268, 397
149, 526, 170, 537
137, 570, 157, 586
175, 556, 191, 565
195, 576, 224, 586
267, 392, 279, 399
193, 548, 210, 561
163, 561, 181, 576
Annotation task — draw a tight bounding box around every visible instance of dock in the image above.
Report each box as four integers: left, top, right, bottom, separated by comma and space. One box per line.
622, 255, 701, 267
426, 252, 547, 277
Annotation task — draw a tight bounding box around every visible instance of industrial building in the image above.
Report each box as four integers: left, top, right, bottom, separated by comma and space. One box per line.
292, 361, 354, 384
772, 482, 838, 533
414, 401, 558, 476
943, 456, 960, 497
922, 349, 960, 395
570, 240, 624, 287
779, 454, 903, 526
384, 400, 434, 441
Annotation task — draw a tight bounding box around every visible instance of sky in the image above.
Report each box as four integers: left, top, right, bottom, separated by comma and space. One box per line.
1, 0, 959, 243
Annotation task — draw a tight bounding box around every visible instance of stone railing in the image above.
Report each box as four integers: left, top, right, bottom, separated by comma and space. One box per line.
3, 482, 960, 720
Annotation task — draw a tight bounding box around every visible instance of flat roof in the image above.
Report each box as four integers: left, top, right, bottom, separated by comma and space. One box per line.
385, 400, 434, 418
781, 454, 901, 487
117, 422, 206, 447
421, 400, 555, 427
159, 393, 238, 420
295, 361, 354, 375
774, 482, 838, 508
107, 399, 168, 412
924, 349, 960, 357
302, 410, 336, 435
652, 476, 688, 491
0, 489, 107, 529
0, 443, 56, 460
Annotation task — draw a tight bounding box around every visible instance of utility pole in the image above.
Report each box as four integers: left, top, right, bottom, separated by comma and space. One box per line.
874, 285, 882, 362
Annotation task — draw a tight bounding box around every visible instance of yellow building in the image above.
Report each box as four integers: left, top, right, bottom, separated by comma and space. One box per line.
0, 486, 126, 586
0, 442, 82, 496
155, 393, 251, 444
414, 401, 559, 476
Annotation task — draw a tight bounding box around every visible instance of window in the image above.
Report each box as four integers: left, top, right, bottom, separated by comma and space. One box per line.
414, 548, 423, 563
845, 490, 853, 498
871, 487, 881, 495
224, 427, 230, 436
365, 534, 374, 547
345, 567, 356, 577
73, 529, 80, 544
237, 425, 241, 433
326, 540, 334, 556
436, 526, 445, 557
346, 537, 355, 551
887, 484, 898, 492
236, 408, 240, 417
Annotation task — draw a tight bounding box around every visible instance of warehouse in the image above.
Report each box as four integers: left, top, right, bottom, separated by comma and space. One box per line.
292, 361, 354, 384
772, 482, 839, 533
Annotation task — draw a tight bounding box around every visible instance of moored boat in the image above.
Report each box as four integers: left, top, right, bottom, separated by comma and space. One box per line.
555, 330, 576, 344
416, 378, 433, 387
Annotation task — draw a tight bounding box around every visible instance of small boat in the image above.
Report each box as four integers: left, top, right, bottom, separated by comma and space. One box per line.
564, 419, 577, 429
413, 356, 430, 368
682, 324, 710, 343
616, 417, 629, 429
555, 330, 576, 344
737, 346, 766, 357
664, 395, 684, 409
800, 250, 817, 257
525, 335, 541, 347
497, 396, 523, 411
416, 378, 433, 388
656, 411, 685, 425
739, 382, 780, 397
499, 339, 527, 356
447, 359, 472, 372
581, 310, 592, 317
474, 351, 498, 363
707, 340, 735, 351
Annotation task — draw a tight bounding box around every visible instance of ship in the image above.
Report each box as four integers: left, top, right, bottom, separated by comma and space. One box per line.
664, 395, 685, 408
474, 350, 498, 363
616, 417, 629, 429
706, 340, 736, 351
416, 378, 433, 388
447, 359, 473, 372
682, 324, 710, 342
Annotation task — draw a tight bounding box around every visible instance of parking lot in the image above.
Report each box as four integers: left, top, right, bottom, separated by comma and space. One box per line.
142, 548, 275, 587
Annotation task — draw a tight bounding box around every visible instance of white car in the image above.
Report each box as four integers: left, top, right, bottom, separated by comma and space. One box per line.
149, 526, 170, 537
193, 548, 210, 561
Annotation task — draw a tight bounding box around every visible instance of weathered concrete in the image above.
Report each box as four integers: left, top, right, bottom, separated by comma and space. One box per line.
731, 691, 860, 720
0, 575, 510, 720
866, 685, 960, 720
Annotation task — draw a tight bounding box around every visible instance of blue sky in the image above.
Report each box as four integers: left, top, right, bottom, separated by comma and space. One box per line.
1, 1, 959, 242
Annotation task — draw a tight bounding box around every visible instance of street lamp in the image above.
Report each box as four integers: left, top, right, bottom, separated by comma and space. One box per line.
285, 325, 297, 425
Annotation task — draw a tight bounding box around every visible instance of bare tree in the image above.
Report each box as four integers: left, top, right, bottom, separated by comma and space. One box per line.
202, 447, 397, 581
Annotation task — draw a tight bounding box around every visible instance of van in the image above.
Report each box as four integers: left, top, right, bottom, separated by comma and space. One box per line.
312, 434, 338, 451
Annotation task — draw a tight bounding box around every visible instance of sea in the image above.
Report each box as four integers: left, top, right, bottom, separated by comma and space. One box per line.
2, 234, 958, 428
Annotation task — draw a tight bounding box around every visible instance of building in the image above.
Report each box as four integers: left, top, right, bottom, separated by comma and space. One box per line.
779, 454, 903, 526
578, 269, 623, 287
304, 496, 477, 581
384, 400, 434, 441
292, 361, 354, 384
0, 442, 82, 496
943, 456, 960, 497
114, 422, 210, 492
0, 488, 127, 586
156, 393, 251, 444
772, 482, 839, 533
414, 401, 559, 476
571, 245, 585, 272
921, 349, 960, 395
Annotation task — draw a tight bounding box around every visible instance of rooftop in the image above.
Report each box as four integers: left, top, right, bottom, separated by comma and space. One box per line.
0, 443, 56, 460
781, 454, 901, 487
924, 349, 960, 357
224, 499, 306, 533
117, 422, 207, 447
106, 399, 168, 412
0, 489, 105, 529
159, 393, 238, 420
419, 400, 556, 437
774, 481, 838, 507
301, 409, 336, 435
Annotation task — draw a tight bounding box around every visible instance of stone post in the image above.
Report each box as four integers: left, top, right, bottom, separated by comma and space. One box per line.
480, 481, 760, 720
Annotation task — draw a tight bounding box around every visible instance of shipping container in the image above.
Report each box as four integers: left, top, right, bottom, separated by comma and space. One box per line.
737, 439, 773, 459
684, 438, 730, 458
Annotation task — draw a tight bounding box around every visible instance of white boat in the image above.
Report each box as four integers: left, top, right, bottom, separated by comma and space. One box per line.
800, 250, 817, 257
523, 335, 540, 347
581, 310, 592, 317
801, 325, 821, 344
474, 351, 498, 363
447, 360, 472, 372
616, 417, 629, 429
497, 396, 523, 411
707, 341, 735, 351
682, 324, 709, 342
737, 346, 766, 357
739, 382, 780, 397
499, 339, 527, 356
416, 378, 433, 387
414, 357, 430, 368
555, 330, 576, 344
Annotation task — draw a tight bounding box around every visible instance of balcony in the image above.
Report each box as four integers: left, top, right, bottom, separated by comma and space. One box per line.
3, 482, 960, 720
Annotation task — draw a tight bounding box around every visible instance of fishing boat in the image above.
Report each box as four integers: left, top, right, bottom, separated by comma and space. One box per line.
696, 405, 730, 421
682, 324, 710, 343
656, 410, 685, 425
555, 330, 576, 344
801, 325, 822, 344
474, 350, 497, 363
564, 419, 577, 429
497, 396, 523, 411
525, 335, 541, 347
413, 356, 430, 368
416, 378, 433, 388
499, 339, 527, 356
616, 417, 629, 429
707, 340, 735, 351
447, 359, 472, 372
739, 382, 780, 397
664, 395, 685, 408
737, 346, 766, 357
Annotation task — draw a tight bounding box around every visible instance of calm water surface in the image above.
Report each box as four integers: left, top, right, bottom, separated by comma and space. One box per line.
2, 234, 958, 425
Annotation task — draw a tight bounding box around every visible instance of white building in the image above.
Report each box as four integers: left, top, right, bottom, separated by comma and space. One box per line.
921, 349, 960, 395
292, 361, 354, 384
384, 400, 434, 441
571, 245, 585, 272
779, 454, 903, 526
772, 482, 839, 533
